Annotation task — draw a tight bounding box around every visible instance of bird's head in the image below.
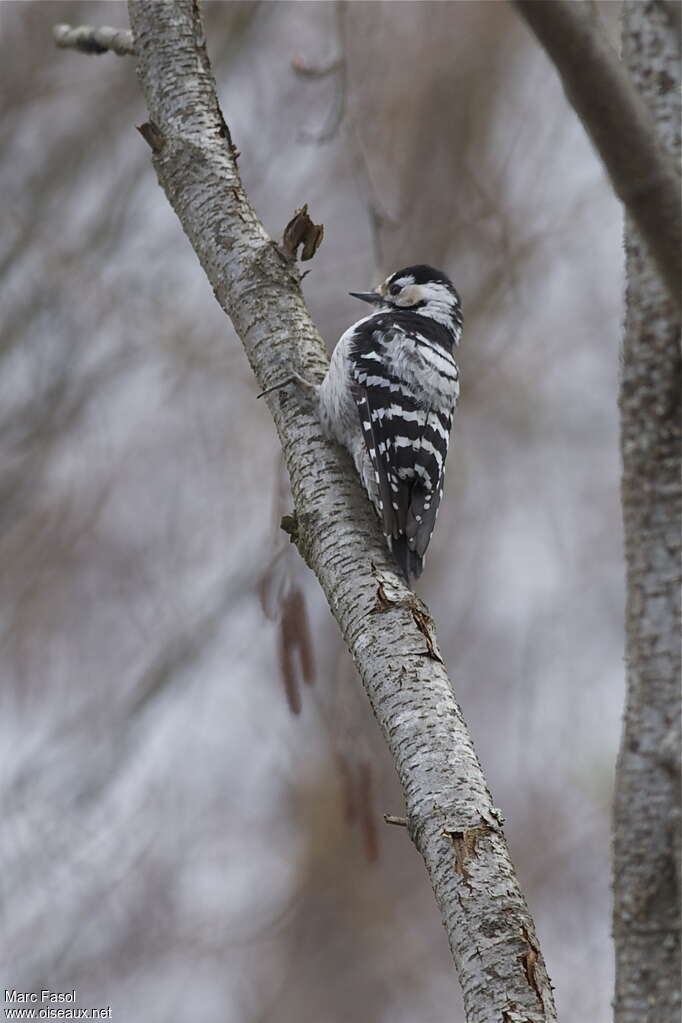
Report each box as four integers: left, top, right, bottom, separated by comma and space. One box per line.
350, 264, 462, 341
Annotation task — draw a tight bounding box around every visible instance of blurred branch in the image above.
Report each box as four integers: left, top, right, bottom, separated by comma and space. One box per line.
291, 54, 344, 79
53, 23, 136, 56
384, 814, 408, 827
294, 1, 347, 144
52, 4, 559, 1020
513, 0, 681, 309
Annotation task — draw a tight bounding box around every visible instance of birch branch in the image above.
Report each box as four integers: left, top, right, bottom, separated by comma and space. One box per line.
53, 23, 136, 56
513, 0, 681, 310
57, 4, 558, 1020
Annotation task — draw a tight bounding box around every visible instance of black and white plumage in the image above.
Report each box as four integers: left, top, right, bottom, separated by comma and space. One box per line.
318, 264, 462, 581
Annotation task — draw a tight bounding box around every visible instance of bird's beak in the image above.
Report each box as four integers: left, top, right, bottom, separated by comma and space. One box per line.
349, 290, 383, 305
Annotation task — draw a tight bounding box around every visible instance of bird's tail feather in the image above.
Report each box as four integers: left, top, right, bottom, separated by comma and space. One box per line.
390, 535, 423, 584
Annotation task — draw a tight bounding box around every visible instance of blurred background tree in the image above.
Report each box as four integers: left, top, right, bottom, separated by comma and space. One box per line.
613, 4, 680, 1022
1, 2, 635, 1021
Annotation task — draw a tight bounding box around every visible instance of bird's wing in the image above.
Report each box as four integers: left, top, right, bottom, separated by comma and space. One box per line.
349, 327, 454, 579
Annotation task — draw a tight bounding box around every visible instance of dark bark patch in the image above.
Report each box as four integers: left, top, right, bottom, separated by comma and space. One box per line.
280, 513, 299, 544
443, 824, 491, 890
411, 607, 444, 663
519, 925, 545, 1009
137, 120, 165, 153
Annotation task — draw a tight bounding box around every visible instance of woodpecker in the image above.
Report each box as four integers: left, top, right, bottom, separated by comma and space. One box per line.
259, 264, 462, 581
318, 264, 462, 582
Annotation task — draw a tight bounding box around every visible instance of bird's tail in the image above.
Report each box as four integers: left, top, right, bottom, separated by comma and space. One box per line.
390, 534, 423, 584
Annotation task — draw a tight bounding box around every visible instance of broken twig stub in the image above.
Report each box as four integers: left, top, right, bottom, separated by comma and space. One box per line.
281, 204, 324, 262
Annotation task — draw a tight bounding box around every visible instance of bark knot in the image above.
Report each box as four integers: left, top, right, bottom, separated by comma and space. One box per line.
137, 120, 165, 153
281, 510, 316, 568
280, 513, 299, 545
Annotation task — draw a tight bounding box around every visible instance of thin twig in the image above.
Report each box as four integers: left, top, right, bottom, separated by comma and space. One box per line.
53, 24, 136, 56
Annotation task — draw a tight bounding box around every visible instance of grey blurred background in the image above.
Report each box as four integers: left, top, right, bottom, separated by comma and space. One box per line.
1, 2, 624, 1021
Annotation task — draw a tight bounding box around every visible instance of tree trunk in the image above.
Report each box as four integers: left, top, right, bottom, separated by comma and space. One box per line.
613, 4, 681, 1022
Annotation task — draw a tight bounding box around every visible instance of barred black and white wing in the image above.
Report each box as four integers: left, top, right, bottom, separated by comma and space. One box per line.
350, 323, 457, 580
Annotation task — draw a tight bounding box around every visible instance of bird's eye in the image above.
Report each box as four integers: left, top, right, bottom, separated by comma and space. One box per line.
389, 283, 401, 296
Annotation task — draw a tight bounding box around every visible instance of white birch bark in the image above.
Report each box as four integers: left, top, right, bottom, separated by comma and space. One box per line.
613, 3, 681, 1021
120, 3, 559, 1020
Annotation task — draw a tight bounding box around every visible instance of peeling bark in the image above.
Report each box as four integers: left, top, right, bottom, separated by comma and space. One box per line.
614, 3, 682, 1022
122, 2, 558, 1020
